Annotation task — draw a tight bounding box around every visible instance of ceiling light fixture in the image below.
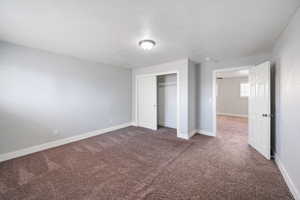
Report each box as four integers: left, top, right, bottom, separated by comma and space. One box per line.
139, 39, 156, 50
205, 57, 211, 61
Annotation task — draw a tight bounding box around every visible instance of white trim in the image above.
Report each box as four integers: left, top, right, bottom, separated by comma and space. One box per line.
197, 129, 215, 137
217, 113, 248, 118
158, 82, 177, 87
131, 121, 137, 126
189, 129, 198, 138
0, 122, 133, 163
158, 122, 177, 129
212, 66, 252, 136
177, 134, 189, 140
135, 70, 179, 78
135, 71, 181, 138
275, 154, 300, 200
177, 72, 181, 138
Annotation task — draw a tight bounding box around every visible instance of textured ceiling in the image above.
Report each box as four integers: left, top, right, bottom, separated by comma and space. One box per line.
0, 0, 299, 68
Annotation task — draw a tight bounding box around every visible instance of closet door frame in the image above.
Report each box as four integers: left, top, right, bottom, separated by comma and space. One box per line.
135, 71, 180, 135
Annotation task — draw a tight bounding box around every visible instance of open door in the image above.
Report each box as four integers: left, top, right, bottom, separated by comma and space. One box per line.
248, 61, 271, 159
137, 76, 157, 130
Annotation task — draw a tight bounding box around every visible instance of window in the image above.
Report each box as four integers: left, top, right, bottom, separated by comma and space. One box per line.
240, 83, 250, 97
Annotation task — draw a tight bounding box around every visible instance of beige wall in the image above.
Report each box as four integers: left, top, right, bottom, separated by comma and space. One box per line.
217, 77, 248, 116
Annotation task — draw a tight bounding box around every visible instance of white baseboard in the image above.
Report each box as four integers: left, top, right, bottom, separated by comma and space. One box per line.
131, 121, 137, 126
177, 134, 189, 140
189, 129, 198, 138
158, 122, 177, 129
0, 122, 133, 163
197, 129, 215, 137
275, 153, 300, 200
217, 113, 248, 118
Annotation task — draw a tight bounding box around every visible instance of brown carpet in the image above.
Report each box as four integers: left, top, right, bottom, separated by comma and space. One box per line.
0, 116, 293, 200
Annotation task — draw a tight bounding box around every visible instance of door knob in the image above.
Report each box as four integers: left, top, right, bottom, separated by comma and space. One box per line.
262, 114, 268, 117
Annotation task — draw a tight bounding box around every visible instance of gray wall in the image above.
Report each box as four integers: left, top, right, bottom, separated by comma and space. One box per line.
217, 77, 248, 116
0, 41, 131, 154
197, 53, 271, 132
273, 7, 300, 196
188, 60, 197, 135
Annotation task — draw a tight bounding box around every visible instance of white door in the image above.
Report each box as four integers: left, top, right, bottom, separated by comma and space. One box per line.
137, 76, 157, 130
248, 61, 271, 159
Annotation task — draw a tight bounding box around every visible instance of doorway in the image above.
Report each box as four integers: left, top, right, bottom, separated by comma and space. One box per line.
215, 68, 250, 143
212, 62, 271, 160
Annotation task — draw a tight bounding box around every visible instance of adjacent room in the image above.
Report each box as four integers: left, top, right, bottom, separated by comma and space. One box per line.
215, 69, 249, 144
0, 0, 300, 199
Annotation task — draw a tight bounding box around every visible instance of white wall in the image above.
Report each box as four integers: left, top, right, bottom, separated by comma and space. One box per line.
158, 74, 177, 128
188, 60, 198, 136
217, 77, 248, 117
132, 59, 190, 139
197, 53, 272, 133
273, 7, 300, 199
0, 41, 132, 155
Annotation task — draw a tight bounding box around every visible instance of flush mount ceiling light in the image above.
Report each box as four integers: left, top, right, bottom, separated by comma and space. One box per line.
139, 39, 156, 50
205, 57, 211, 61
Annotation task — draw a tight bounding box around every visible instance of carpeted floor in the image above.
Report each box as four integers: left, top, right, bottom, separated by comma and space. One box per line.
0, 116, 293, 200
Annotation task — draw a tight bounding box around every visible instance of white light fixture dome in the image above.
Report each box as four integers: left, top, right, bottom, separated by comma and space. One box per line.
139, 39, 156, 50
205, 57, 211, 61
